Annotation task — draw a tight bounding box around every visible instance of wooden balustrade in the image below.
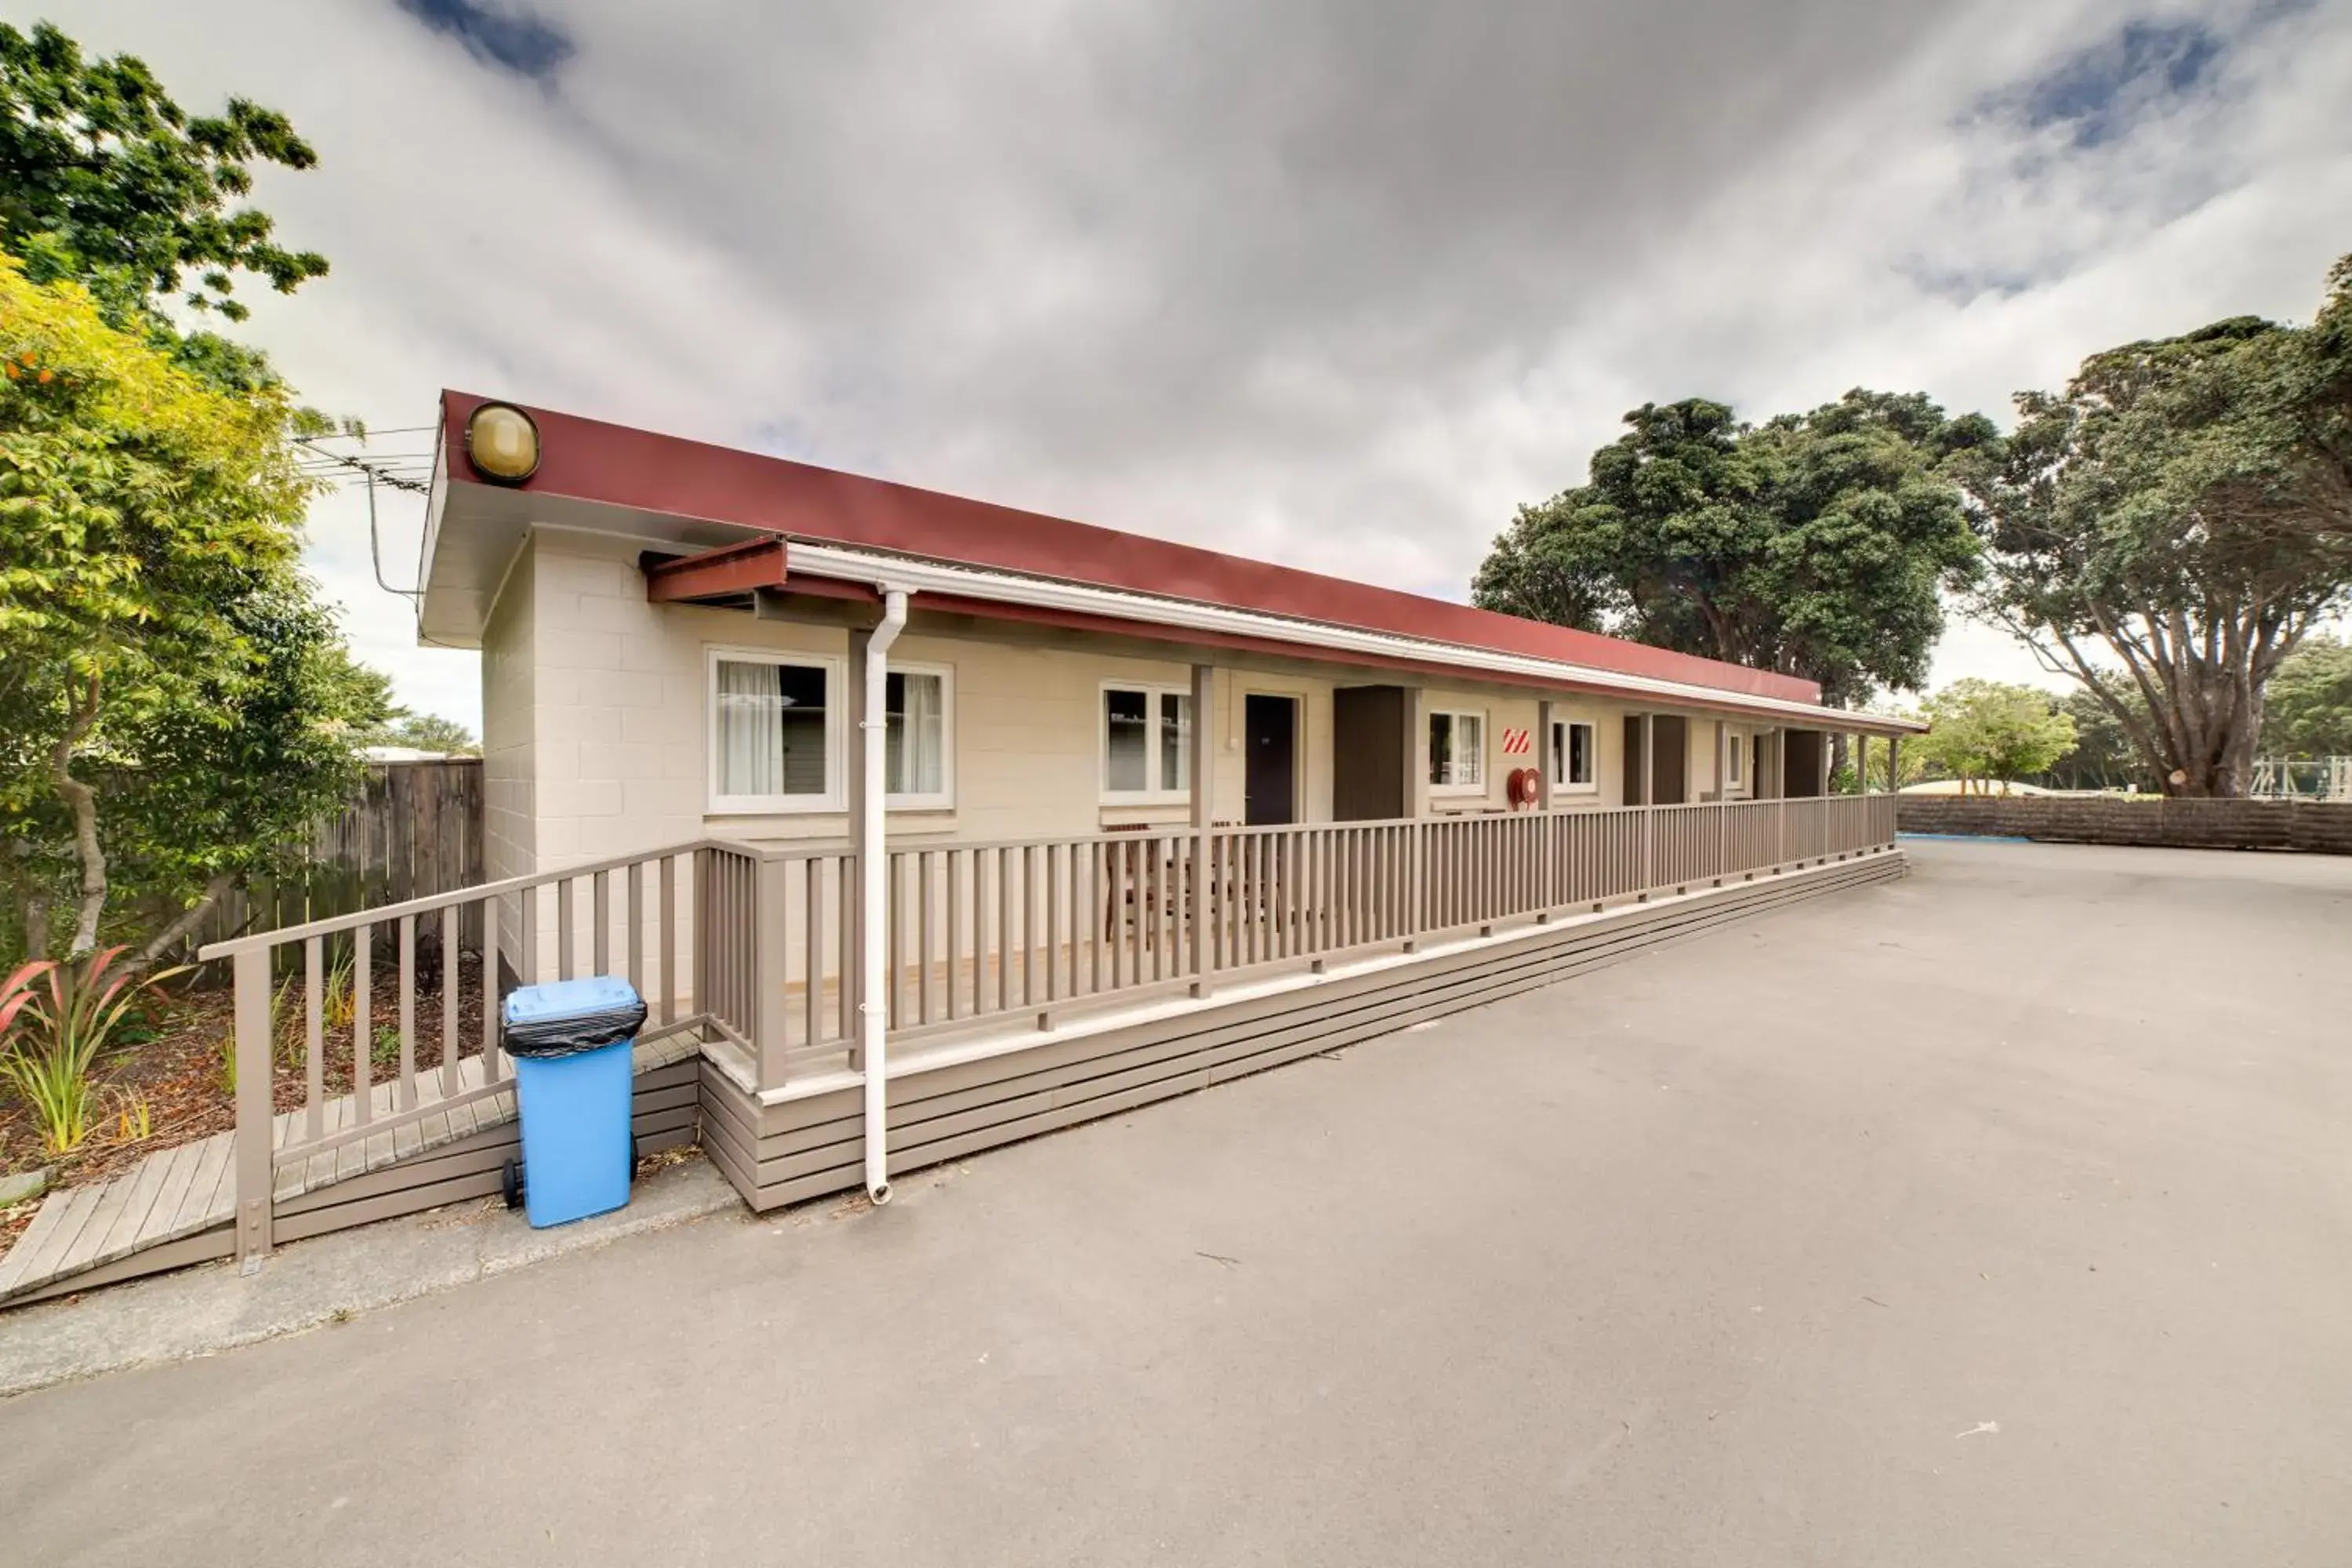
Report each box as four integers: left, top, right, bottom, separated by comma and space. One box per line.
206, 793, 1898, 1269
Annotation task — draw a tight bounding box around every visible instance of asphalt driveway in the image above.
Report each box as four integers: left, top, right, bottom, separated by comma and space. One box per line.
4, 837, 2348, 1566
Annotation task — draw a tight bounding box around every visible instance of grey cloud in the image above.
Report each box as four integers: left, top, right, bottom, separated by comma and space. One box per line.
38, 0, 2352, 726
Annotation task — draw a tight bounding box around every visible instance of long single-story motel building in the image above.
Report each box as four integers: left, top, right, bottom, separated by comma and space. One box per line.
408, 392, 1915, 1214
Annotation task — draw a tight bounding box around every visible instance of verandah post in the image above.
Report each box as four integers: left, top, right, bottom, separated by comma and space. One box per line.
232, 946, 274, 1270
1773, 730, 1788, 866
1886, 736, 1900, 844
1638, 713, 1655, 895
1403, 685, 1428, 950
1189, 662, 1215, 997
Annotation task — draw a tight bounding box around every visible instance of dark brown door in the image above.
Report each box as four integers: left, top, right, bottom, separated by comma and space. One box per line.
1651, 717, 1688, 805
1245, 695, 1298, 826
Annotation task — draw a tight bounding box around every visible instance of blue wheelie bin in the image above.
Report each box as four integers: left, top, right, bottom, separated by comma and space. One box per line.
499, 975, 648, 1228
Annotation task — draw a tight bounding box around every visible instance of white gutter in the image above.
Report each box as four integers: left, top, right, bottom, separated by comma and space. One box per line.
785, 541, 1926, 734
861, 586, 910, 1203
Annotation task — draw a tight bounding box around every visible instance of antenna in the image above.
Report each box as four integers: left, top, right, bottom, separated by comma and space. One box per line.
295, 434, 427, 603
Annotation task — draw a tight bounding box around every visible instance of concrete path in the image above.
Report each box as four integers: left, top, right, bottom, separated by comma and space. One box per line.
0, 1155, 740, 1398
4, 839, 2348, 1566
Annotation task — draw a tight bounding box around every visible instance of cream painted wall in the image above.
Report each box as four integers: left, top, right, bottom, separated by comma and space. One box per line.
480, 543, 536, 886
485, 529, 1802, 881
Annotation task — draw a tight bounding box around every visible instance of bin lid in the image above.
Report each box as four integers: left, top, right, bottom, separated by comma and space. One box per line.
503, 975, 644, 1026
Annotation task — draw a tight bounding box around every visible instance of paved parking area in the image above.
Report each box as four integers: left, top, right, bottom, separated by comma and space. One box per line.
4, 838, 2348, 1566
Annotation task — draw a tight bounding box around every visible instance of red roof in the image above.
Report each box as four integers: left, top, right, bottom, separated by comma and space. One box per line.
437, 391, 1821, 704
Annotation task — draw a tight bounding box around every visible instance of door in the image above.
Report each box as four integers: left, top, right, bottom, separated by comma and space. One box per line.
1245, 694, 1298, 826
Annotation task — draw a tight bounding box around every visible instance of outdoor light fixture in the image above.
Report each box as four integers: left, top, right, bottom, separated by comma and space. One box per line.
465, 401, 541, 485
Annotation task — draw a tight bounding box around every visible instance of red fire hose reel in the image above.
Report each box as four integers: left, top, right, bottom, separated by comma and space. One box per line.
1505, 767, 1541, 809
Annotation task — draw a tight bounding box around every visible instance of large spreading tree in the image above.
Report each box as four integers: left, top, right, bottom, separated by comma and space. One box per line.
1954, 253, 2352, 797
1474, 390, 1991, 709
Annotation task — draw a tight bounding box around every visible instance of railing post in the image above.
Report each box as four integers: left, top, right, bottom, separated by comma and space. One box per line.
1640, 805, 1654, 897
753, 852, 792, 1091
232, 947, 274, 1271
1406, 820, 1425, 952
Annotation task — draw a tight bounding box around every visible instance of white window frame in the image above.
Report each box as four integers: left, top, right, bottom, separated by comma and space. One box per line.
706, 645, 848, 815
1549, 717, 1598, 795
1428, 708, 1487, 797
1099, 681, 1193, 806
884, 661, 956, 811
1722, 724, 1746, 792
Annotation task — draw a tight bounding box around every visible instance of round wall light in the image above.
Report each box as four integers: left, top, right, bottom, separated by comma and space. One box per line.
465, 402, 541, 485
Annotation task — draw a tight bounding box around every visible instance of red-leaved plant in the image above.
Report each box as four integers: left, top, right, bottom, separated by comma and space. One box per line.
1, 949, 185, 1157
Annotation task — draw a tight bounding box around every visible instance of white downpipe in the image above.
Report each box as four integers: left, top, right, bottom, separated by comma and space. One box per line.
861, 587, 909, 1203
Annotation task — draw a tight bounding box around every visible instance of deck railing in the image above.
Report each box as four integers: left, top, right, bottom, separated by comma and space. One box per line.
204, 793, 1897, 1268
200, 840, 731, 1268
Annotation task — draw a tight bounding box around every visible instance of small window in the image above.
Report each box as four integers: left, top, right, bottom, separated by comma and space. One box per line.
1429, 710, 1485, 794
710, 650, 840, 811
1104, 684, 1192, 803
885, 666, 953, 808
1723, 726, 1745, 789
1550, 719, 1596, 793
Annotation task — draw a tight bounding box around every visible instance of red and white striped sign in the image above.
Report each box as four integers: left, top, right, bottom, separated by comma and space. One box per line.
1500, 727, 1533, 756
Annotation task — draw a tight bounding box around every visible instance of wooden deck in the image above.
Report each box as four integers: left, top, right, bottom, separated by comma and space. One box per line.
0, 1032, 702, 1308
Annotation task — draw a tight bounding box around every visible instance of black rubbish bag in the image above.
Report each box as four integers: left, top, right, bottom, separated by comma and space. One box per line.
500, 975, 649, 1059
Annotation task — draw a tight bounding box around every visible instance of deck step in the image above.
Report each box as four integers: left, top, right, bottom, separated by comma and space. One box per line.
0, 1032, 702, 1307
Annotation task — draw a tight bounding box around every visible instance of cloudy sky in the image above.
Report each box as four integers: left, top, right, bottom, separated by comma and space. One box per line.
43, 0, 2352, 731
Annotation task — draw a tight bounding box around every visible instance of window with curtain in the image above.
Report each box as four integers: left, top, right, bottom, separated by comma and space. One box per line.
1104, 685, 1192, 801
1724, 727, 1745, 788
1429, 710, 1485, 793
713, 655, 832, 806
885, 668, 951, 804
1550, 719, 1595, 790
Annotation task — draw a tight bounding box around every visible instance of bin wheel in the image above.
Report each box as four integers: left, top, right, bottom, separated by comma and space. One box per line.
501, 1156, 524, 1210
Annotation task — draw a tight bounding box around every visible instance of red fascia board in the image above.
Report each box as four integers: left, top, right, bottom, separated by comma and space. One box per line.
442, 390, 1821, 704
644, 536, 789, 601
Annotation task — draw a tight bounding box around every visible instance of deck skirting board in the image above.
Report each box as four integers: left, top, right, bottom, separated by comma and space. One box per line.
706, 851, 1903, 1211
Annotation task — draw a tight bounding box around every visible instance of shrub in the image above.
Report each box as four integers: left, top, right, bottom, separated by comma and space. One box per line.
2, 948, 181, 1155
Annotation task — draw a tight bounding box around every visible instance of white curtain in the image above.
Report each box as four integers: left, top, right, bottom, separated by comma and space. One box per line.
716, 660, 785, 797
891, 673, 944, 796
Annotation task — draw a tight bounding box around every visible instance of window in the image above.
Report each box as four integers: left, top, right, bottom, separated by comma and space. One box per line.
1549, 719, 1596, 793
885, 666, 953, 808
1103, 685, 1192, 803
1428, 710, 1485, 794
1723, 726, 1745, 789
710, 649, 842, 811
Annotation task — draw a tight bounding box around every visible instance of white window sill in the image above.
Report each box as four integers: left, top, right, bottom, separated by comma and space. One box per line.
708, 798, 844, 817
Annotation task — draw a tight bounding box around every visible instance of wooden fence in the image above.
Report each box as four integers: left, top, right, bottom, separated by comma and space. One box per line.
176, 760, 485, 958
1896, 794, 2352, 855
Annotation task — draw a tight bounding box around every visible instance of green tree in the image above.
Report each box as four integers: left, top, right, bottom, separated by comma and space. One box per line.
1913, 681, 2078, 795
1955, 253, 2352, 797
2036, 689, 2153, 793
1475, 390, 1989, 709
0, 20, 328, 387
0, 255, 373, 961
2263, 635, 2352, 759
368, 712, 481, 757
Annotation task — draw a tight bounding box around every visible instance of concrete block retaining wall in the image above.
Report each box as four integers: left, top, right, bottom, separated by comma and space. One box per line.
1897, 796, 2352, 855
